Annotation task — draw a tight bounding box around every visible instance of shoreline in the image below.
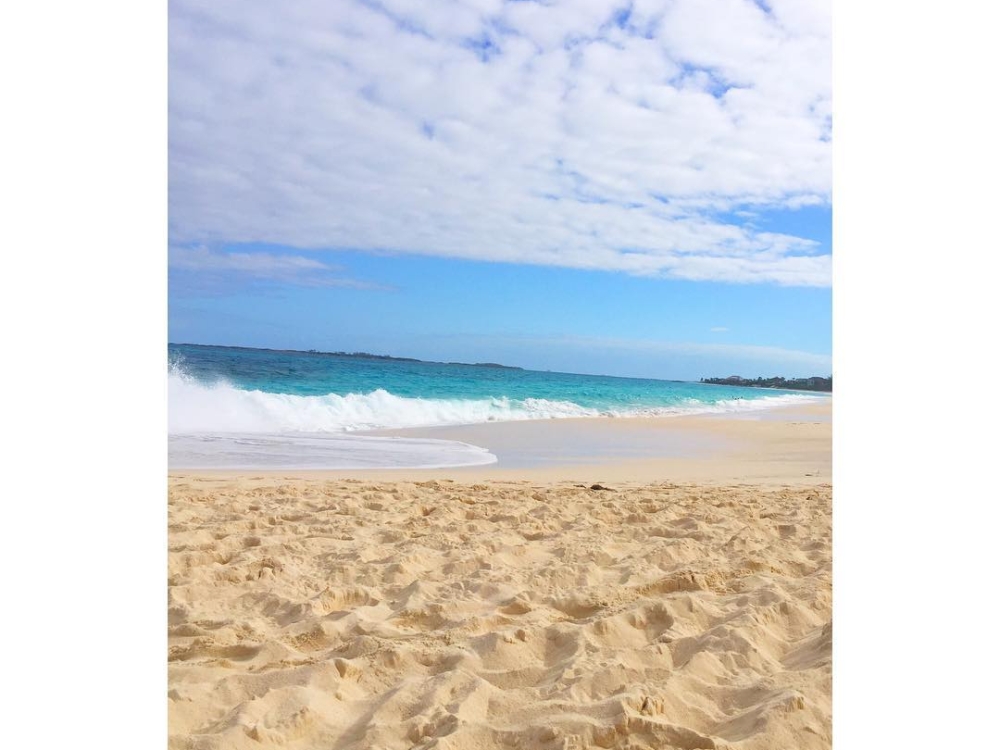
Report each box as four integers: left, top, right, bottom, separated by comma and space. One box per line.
697, 381, 833, 396
169, 400, 832, 748
170, 401, 831, 486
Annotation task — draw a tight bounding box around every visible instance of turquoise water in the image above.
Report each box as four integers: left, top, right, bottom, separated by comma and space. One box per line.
168, 343, 826, 468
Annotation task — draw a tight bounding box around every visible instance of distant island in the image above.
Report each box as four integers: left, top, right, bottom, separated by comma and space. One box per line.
307, 349, 422, 362
700, 375, 832, 392
449, 362, 517, 369
172, 343, 524, 370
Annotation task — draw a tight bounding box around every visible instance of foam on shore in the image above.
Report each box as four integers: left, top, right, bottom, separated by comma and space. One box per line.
169, 432, 497, 470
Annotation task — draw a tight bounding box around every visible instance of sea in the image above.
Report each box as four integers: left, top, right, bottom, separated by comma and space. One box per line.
168, 343, 828, 470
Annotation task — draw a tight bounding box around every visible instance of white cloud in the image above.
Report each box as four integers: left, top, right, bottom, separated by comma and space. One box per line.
710, 326, 729, 332
169, 246, 388, 290
169, 0, 831, 285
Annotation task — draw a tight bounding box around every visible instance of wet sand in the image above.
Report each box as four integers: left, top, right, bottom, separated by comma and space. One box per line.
168, 402, 832, 749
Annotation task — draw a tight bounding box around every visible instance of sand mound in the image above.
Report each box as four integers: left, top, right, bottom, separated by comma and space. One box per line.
168, 478, 831, 749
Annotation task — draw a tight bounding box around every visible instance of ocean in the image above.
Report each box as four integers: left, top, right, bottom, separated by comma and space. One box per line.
168, 343, 827, 469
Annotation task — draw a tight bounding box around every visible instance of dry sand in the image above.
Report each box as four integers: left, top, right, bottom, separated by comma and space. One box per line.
169, 403, 832, 749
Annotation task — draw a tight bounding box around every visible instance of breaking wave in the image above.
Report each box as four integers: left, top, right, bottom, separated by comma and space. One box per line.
169, 367, 821, 435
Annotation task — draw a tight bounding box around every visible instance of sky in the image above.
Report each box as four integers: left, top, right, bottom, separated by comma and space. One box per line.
168, 0, 832, 380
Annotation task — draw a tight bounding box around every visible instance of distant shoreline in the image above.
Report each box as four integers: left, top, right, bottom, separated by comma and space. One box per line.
700, 376, 832, 393
169, 341, 525, 371
169, 342, 831, 389
699, 381, 833, 395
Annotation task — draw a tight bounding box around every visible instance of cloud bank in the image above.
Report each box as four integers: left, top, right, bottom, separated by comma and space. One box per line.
169, 0, 831, 285
169, 246, 389, 292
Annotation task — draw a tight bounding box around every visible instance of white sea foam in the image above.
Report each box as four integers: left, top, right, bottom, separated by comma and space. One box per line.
168, 432, 498, 470
168, 369, 600, 434
167, 369, 826, 469
628, 394, 827, 418
169, 368, 823, 435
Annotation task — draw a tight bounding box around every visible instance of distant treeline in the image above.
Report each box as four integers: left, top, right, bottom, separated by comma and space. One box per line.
308, 349, 422, 362
700, 375, 832, 392
173, 343, 523, 370
313, 351, 523, 370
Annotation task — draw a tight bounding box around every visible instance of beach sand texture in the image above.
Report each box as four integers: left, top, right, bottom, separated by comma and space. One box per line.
168, 477, 831, 749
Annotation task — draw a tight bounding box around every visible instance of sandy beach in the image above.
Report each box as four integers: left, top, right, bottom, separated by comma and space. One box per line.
168, 403, 832, 749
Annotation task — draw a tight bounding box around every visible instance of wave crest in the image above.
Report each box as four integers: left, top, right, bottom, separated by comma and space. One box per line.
168, 368, 822, 434
168, 369, 601, 434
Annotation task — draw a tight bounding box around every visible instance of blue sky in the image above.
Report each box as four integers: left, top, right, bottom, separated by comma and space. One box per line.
169, 0, 831, 380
